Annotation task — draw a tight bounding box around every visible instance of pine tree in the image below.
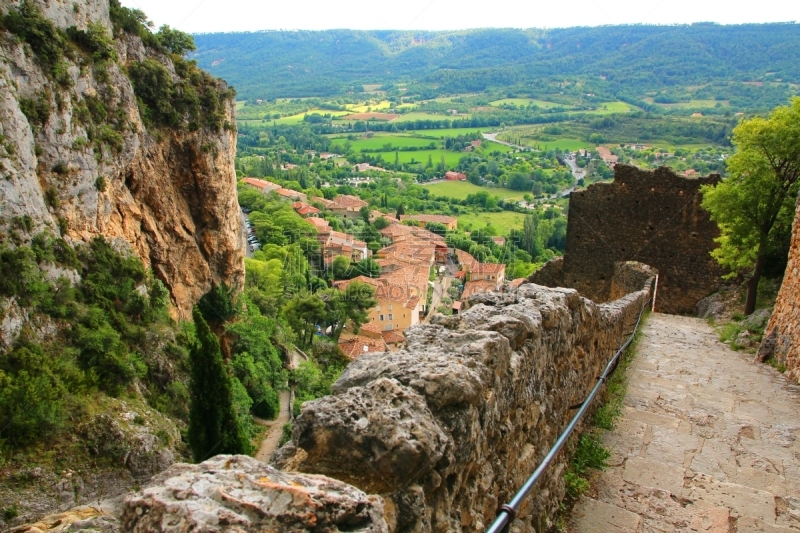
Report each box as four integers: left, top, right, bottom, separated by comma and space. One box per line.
188, 306, 251, 462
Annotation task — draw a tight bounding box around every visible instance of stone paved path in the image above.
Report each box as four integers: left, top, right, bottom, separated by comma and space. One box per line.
570, 313, 800, 533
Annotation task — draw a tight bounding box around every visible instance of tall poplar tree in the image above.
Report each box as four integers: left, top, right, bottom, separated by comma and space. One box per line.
188, 306, 251, 462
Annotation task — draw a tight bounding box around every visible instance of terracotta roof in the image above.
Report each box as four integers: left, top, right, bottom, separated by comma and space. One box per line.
331, 194, 368, 210
456, 249, 478, 270
380, 224, 413, 239
473, 262, 506, 275
370, 210, 398, 223
338, 333, 386, 359
381, 330, 405, 345
358, 322, 383, 338
305, 217, 330, 229
452, 301, 463, 310
492, 236, 506, 246
276, 188, 304, 199
241, 178, 279, 190
311, 196, 335, 208
462, 280, 500, 299
297, 205, 320, 216
508, 278, 526, 289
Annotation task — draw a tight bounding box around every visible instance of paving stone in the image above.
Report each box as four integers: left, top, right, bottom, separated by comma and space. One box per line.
622, 457, 685, 495
570, 498, 642, 533
572, 314, 800, 532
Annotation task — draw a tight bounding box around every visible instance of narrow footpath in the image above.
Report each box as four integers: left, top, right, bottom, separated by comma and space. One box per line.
571, 313, 800, 533
254, 349, 305, 462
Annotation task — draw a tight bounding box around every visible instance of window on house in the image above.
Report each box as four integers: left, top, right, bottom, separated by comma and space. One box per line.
388, 314, 393, 320
376, 305, 381, 312
379, 314, 384, 321
388, 304, 393, 311
384, 324, 393, 331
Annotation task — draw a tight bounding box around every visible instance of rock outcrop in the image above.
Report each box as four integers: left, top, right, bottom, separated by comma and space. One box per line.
0, 0, 244, 319
274, 263, 656, 533
120, 455, 388, 532
758, 195, 800, 383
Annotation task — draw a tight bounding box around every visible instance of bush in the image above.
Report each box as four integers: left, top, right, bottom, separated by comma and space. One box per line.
19, 94, 51, 127
66, 22, 115, 62
2, 0, 68, 74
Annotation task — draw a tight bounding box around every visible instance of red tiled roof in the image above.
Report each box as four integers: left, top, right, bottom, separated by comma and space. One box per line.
381, 330, 405, 345
241, 178, 278, 190
306, 217, 330, 229
462, 280, 500, 299
473, 262, 506, 275
338, 333, 386, 359
508, 278, 526, 289
331, 194, 368, 210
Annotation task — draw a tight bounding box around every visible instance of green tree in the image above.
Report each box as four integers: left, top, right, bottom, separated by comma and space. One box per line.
283, 293, 327, 348
396, 202, 405, 217
155, 25, 196, 55
373, 216, 391, 230
187, 307, 252, 462
522, 214, 544, 261
331, 255, 352, 280
320, 281, 377, 340
701, 98, 800, 315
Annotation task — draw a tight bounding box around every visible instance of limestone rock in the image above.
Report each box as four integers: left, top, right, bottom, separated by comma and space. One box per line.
120, 455, 388, 533
696, 292, 726, 319
0, 0, 244, 320
759, 194, 800, 382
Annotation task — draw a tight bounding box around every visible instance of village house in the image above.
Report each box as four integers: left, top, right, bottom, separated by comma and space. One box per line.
292, 201, 321, 218
399, 214, 458, 230
595, 146, 618, 166
445, 171, 467, 181
240, 178, 280, 194
455, 249, 507, 309
329, 194, 369, 219
275, 188, 307, 202
305, 216, 330, 231
318, 230, 369, 267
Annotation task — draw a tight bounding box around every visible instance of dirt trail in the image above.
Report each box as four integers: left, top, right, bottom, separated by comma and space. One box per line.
254, 389, 291, 462
571, 313, 800, 533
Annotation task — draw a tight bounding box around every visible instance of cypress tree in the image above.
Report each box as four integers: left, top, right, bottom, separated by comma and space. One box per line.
188, 306, 251, 462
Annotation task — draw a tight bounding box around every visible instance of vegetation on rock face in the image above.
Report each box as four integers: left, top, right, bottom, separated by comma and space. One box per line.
0, 236, 181, 448
702, 97, 800, 315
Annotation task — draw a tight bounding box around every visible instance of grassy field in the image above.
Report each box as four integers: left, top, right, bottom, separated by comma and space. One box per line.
583, 101, 637, 114
329, 135, 440, 151
405, 127, 491, 138
423, 180, 528, 201
248, 109, 351, 125
523, 138, 594, 151
489, 98, 567, 108
393, 111, 470, 122
457, 211, 527, 234
648, 99, 729, 108
347, 100, 392, 112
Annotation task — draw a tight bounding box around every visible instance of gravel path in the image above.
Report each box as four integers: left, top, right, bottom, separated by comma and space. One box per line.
571, 313, 800, 533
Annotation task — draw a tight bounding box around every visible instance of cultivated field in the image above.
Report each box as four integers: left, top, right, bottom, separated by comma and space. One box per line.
457, 211, 528, 233
341, 112, 400, 121
489, 98, 568, 108
393, 111, 470, 122
423, 181, 528, 201
329, 135, 439, 151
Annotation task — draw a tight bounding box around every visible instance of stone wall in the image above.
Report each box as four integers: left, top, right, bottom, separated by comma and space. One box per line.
542, 164, 721, 314
272, 263, 656, 533
758, 195, 800, 384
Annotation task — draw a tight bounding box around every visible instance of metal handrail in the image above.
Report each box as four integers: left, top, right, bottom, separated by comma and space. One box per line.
486, 296, 652, 533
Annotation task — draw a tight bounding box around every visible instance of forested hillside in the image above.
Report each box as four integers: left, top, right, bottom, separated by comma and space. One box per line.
193, 24, 800, 101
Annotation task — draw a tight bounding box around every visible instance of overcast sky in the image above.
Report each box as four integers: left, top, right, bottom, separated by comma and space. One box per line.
119, 0, 800, 34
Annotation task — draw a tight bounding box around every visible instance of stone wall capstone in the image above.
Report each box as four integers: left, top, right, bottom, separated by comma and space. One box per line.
537, 164, 722, 314
273, 264, 656, 533
758, 194, 800, 384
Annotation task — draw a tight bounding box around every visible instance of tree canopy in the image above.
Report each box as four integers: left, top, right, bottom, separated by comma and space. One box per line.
702, 97, 800, 314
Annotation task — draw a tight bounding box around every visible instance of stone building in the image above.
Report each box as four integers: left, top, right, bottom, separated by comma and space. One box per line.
533, 164, 722, 314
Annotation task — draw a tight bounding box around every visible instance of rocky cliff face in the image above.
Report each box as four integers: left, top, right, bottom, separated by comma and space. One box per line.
0, 0, 244, 319
758, 195, 800, 383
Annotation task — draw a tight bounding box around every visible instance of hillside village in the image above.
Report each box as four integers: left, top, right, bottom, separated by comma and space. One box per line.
3, 1, 800, 532
240, 177, 521, 357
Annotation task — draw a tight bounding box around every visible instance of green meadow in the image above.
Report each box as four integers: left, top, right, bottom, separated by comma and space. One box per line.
489, 98, 568, 108
457, 211, 528, 234
423, 180, 528, 201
